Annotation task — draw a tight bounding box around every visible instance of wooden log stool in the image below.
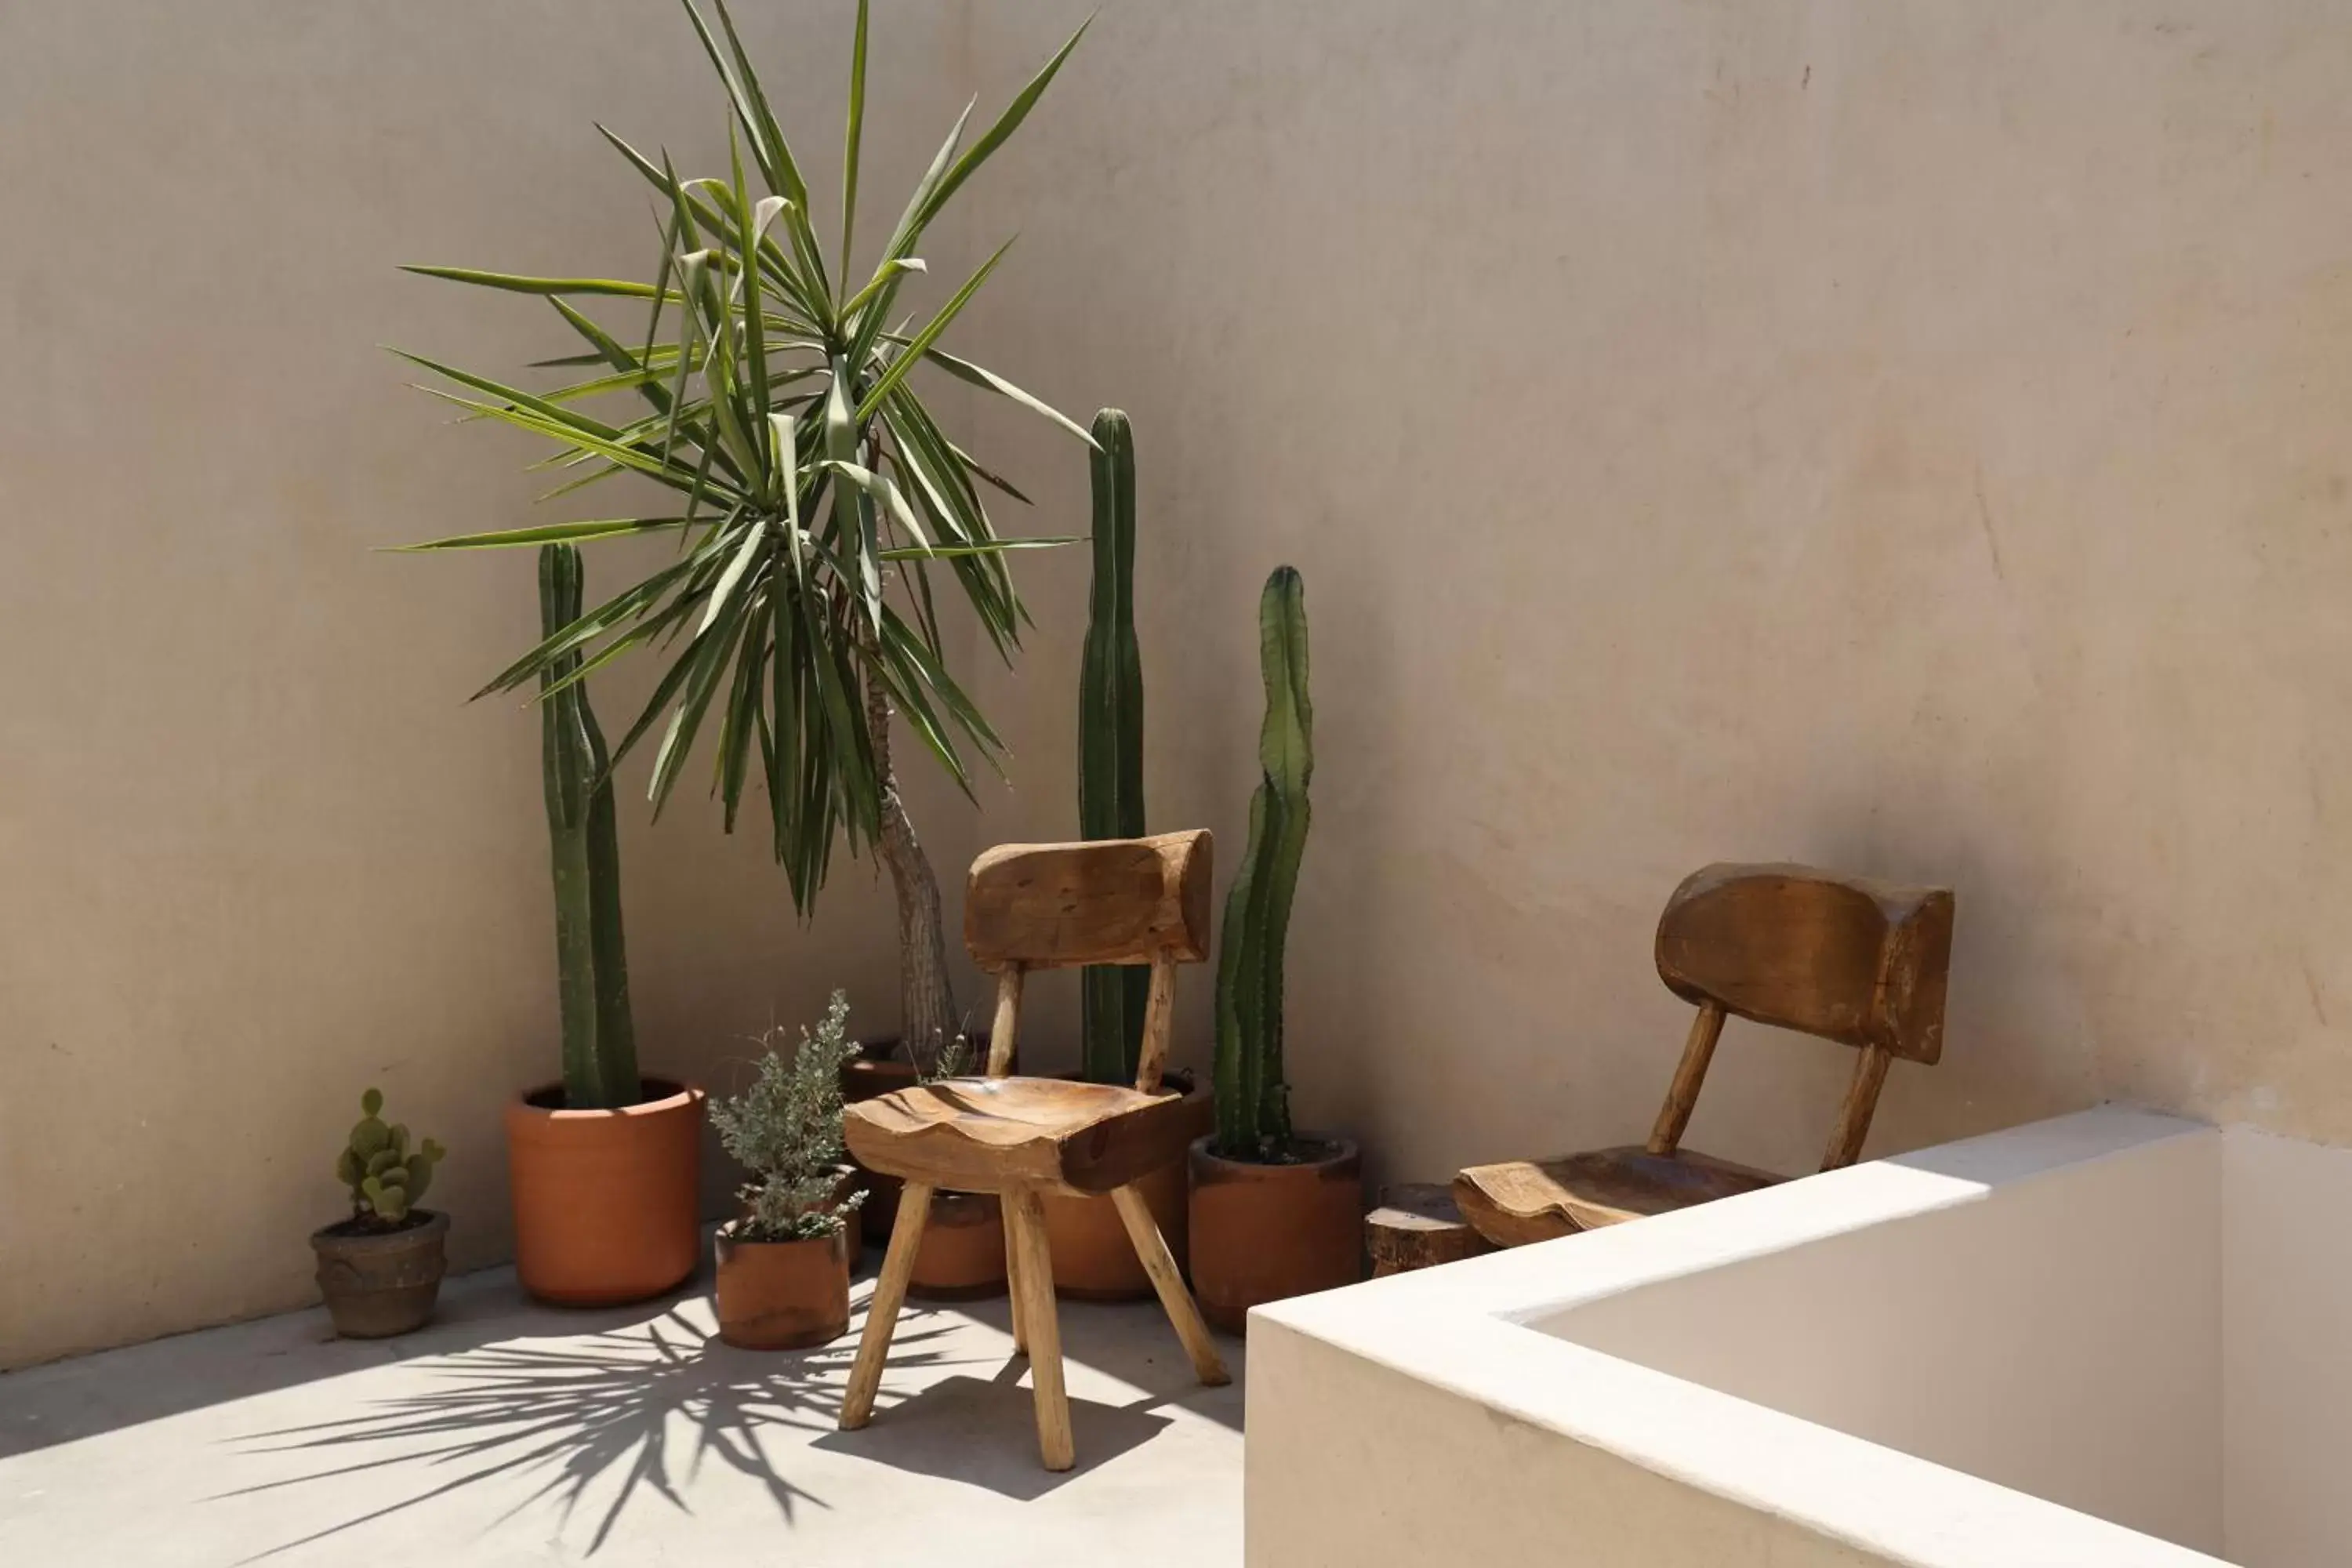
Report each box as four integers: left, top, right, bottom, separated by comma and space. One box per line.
1365, 1183, 1492, 1277
837, 832, 1230, 1472
1454, 862, 1955, 1247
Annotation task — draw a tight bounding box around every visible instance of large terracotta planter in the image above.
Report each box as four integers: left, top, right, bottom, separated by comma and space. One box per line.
310, 1209, 448, 1338
713, 1222, 851, 1349
505, 1078, 704, 1305
1040, 1073, 1211, 1300
1187, 1134, 1363, 1334
906, 1189, 1008, 1300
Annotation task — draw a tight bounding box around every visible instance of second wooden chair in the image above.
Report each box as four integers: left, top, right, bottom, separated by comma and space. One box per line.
1454, 862, 1955, 1247
837, 830, 1230, 1472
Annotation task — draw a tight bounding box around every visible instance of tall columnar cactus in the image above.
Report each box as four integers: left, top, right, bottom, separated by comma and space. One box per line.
1213, 566, 1313, 1160
336, 1088, 448, 1226
1079, 409, 1151, 1084
539, 544, 640, 1109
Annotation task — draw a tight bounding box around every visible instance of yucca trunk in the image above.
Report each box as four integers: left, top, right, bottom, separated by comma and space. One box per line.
865, 660, 957, 1072
1079, 410, 1150, 1084
540, 544, 640, 1109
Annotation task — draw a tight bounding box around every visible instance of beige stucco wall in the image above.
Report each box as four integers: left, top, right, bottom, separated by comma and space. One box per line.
11, 0, 2352, 1368
0, 1, 994, 1369
953, 0, 2352, 1189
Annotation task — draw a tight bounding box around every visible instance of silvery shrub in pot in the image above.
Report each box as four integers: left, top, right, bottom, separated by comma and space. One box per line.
708, 991, 866, 1348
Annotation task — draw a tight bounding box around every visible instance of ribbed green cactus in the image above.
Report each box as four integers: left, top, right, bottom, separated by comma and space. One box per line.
540, 544, 640, 1109
1212, 566, 1313, 1160
1079, 409, 1152, 1085
336, 1087, 447, 1226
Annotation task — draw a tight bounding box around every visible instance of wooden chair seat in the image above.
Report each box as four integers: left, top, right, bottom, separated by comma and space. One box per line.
1452, 1146, 1782, 1247
844, 1077, 1202, 1197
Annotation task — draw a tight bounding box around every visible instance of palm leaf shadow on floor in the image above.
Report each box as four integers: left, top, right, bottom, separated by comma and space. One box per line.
212, 1302, 964, 1561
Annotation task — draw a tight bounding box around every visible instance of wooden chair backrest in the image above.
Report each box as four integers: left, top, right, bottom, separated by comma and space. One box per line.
962, 831, 1215, 1092
1645, 862, 1955, 1171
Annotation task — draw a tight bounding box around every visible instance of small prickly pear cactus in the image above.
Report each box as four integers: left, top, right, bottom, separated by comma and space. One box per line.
337, 1087, 447, 1227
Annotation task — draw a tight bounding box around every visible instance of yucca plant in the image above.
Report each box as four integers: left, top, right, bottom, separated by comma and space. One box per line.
395, 1, 1091, 1069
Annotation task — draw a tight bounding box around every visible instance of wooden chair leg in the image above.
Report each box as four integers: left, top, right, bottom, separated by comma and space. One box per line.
1004, 1220, 1028, 1355
1110, 1184, 1231, 1387
840, 1179, 934, 1431
1004, 1186, 1074, 1471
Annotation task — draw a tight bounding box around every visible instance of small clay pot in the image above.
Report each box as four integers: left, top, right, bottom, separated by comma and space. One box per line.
1187, 1134, 1363, 1334
505, 1078, 705, 1306
713, 1222, 851, 1349
1040, 1071, 1211, 1300
907, 1189, 1008, 1300
311, 1210, 448, 1338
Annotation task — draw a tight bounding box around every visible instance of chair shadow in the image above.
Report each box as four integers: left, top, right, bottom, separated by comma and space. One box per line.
811, 1366, 1172, 1499
213, 1301, 963, 1561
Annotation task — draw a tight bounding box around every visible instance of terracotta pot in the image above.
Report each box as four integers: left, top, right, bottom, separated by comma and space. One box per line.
1187, 1134, 1363, 1334
842, 1034, 998, 1247
505, 1078, 705, 1305
906, 1189, 1008, 1300
1040, 1072, 1211, 1300
713, 1222, 851, 1349
840, 1032, 1000, 1102
840, 1039, 920, 1103
310, 1209, 448, 1338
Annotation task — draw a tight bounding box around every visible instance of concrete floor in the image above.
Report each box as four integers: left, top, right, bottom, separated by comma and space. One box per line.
0, 1258, 1243, 1566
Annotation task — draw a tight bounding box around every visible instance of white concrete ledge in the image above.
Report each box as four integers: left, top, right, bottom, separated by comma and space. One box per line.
1249, 1106, 2226, 1568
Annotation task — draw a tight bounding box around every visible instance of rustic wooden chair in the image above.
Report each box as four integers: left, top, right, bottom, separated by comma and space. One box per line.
1453, 862, 1955, 1247
837, 830, 1230, 1471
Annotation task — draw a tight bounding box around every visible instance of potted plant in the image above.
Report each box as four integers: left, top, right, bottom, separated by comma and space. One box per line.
495, 545, 704, 1305
400, 0, 1087, 1294
709, 991, 865, 1348
311, 1089, 449, 1338
1040, 409, 1210, 1298
401, 0, 1088, 1073
1188, 567, 1361, 1333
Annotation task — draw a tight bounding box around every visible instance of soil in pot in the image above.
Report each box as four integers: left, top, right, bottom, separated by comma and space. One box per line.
1040, 1071, 1212, 1300
311, 1209, 449, 1338
506, 1077, 704, 1306
1187, 1134, 1363, 1334
713, 1222, 851, 1349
